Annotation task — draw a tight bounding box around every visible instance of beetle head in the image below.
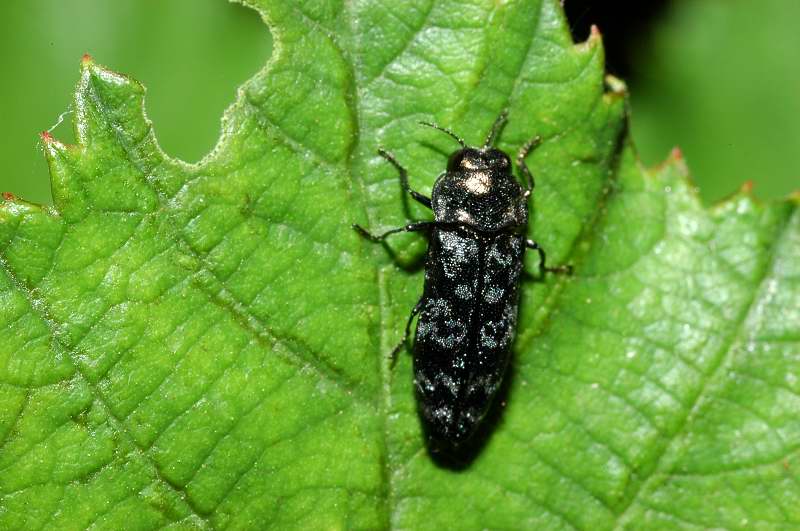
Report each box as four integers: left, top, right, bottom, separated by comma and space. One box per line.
421, 111, 513, 175
447, 147, 511, 173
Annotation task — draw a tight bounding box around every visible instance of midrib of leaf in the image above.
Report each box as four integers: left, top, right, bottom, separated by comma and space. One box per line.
265, 2, 400, 526
0, 254, 211, 528
613, 205, 799, 529
330, 5, 407, 525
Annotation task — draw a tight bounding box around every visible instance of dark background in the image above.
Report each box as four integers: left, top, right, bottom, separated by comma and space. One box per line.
1, 0, 797, 205
564, 0, 671, 78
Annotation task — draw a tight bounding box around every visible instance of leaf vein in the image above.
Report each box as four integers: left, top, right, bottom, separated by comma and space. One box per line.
612, 205, 799, 528
0, 255, 212, 528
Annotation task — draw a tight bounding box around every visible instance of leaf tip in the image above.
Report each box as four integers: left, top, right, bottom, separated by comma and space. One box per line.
576, 23, 604, 52
648, 145, 690, 182
739, 179, 755, 195
2, 192, 16, 202
39, 130, 69, 159
81, 53, 94, 66
78, 56, 141, 96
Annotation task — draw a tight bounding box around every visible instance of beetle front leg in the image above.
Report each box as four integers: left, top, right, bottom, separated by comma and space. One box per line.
525, 239, 573, 275
352, 221, 435, 242
378, 148, 432, 209
517, 136, 542, 198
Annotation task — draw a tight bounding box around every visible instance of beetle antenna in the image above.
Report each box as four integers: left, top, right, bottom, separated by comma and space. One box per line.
484, 110, 509, 148
419, 121, 466, 148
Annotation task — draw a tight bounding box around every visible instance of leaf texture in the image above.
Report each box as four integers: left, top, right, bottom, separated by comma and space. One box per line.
1, 1, 798, 529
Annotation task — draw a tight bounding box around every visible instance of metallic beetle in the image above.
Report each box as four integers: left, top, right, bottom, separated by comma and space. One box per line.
354, 112, 570, 447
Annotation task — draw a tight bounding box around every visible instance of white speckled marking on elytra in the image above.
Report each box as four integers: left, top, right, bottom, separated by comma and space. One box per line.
484, 285, 503, 304
439, 374, 459, 396
455, 284, 472, 299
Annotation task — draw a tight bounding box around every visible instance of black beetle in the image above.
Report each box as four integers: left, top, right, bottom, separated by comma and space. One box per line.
354, 112, 570, 447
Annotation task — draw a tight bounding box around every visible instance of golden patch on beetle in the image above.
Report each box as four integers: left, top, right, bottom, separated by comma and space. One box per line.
457, 209, 474, 223
461, 171, 491, 195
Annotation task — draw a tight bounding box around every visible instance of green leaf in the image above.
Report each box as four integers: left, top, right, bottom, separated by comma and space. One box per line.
1, 0, 798, 529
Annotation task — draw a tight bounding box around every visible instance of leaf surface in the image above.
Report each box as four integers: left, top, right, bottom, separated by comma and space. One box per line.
1, 1, 798, 529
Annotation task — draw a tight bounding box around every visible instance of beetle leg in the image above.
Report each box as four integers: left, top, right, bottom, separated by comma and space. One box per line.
525, 239, 573, 275
390, 297, 426, 366
378, 148, 432, 209
517, 136, 542, 198
352, 221, 434, 242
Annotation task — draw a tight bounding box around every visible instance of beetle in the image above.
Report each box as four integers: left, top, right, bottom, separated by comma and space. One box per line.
354, 112, 571, 447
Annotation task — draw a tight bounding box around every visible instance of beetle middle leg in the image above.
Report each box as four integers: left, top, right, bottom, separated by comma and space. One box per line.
389, 296, 426, 365
526, 239, 573, 275
378, 148, 432, 209
517, 135, 543, 198
352, 221, 435, 242
352, 220, 429, 364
